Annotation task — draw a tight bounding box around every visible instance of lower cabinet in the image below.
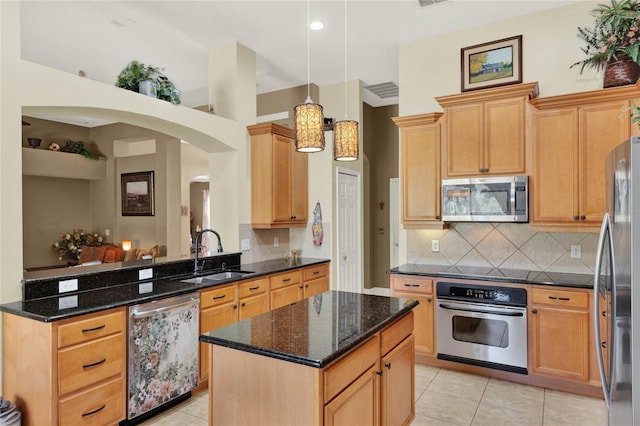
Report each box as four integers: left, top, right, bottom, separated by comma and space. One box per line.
324, 364, 381, 426
529, 287, 590, 381
270, 264, 330, 310
390, 274, 435, 360
2, 307, 126, 426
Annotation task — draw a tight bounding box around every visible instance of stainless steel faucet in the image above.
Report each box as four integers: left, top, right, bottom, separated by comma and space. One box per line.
194, 229, 223, 273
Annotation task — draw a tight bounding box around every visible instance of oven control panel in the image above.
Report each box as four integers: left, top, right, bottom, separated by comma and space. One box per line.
436, 281, 527, 307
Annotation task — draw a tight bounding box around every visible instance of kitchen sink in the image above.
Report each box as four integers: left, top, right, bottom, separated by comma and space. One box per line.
181, 270, 255, 284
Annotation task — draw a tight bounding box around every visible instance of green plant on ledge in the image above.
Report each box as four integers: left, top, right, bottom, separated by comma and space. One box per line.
115, 60, 181, 104
624, 101, 640, 127
572, 0, 640, 73
61, 140, 100, 160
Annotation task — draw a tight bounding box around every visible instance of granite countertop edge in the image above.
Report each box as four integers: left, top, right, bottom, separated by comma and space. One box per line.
199, 297, 419, 368
1, 258, 330, 322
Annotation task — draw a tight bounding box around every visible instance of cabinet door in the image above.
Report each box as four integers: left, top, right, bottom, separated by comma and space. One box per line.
531, 108, 579, 224
381, 335, 415, 426
324, 365, 380, 426
272, 134, 293, 222
530, 306, 589, 381
270, 284, 302, 310
392, 290, 434, 356
303, 276, 329, 298
290, 142, 308, 223
239, 293, 269, 320
445, 103, 483, 176
484, 97, 526, 174
200, 303, 238, 382
401, 123, 442, 224
579, 101, 630, 224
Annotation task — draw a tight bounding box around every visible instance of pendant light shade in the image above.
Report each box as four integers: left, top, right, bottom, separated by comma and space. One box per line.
333, 119, 359, 161
294, 0, 325, 153
294, 96, 325, 152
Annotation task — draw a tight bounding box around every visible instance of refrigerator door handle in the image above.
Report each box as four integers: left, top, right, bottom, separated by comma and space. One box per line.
594, 212, 612, 408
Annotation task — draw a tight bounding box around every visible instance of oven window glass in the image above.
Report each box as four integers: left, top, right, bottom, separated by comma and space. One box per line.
452, 316, 509, 348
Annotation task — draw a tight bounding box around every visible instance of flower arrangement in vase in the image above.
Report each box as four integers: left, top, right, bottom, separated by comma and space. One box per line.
572, 0, 640, 87
53, 229, 104, 261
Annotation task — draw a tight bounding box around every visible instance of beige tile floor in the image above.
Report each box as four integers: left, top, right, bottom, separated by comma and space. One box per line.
141, 364, 607, 426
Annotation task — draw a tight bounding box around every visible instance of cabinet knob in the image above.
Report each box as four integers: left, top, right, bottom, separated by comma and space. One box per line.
435, 215, 441, 220
291, 216, 297, 220
385, 362, 391, 370
479, 168, 490, 173
427, 297, 432, 303
241, 302, 246, 307
602, 310, 606, 317
233, 304, 238, 310
532, 309, 538, 314
376, 370, 383, 376
580, 215, 586, 220
602, 341, 607, 349
573, 215, 579, 221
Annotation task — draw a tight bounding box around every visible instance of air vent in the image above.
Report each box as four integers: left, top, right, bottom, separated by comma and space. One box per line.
364, 82, 399, 99
418, 0, 448, 7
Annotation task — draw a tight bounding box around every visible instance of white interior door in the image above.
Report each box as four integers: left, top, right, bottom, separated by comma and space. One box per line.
390, 178, 399, 269
337, 170, 361, 292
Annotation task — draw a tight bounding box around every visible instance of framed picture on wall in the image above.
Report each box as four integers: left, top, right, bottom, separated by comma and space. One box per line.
121, 171, 155, 216
461, 35, 522, 92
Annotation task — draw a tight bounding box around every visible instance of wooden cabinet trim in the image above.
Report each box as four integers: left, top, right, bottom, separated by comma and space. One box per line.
530, 80, 640, 109
436, 82, 539, 106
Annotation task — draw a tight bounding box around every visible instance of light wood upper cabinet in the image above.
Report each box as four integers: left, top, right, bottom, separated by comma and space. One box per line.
392, 113, 445, 228
530, 84, 640, 231
248, 123, 308, 228
436, 82, 539, 177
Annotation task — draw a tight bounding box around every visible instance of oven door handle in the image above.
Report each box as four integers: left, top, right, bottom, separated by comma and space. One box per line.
438, 303, 524, 317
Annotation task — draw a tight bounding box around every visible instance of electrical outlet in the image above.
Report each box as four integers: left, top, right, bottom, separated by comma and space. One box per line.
138, 268, 153, 280
104, 228, 110, 236
59, 278, 78, 293
432, 240, 440, 252
241, 239, 250, 251
58, 295, 78, 310
571, 244, 582, 259
274, 237, 279, 247
138, 282, 154, 294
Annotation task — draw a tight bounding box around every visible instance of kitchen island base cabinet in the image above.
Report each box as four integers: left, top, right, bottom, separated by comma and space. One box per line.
206, 310, 415, 426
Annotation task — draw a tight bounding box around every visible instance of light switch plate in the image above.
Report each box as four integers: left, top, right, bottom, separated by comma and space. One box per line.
241, 239, 250, 251
432, 240, 440, 252
138, 268, 153, 280
59, 278, 78, 293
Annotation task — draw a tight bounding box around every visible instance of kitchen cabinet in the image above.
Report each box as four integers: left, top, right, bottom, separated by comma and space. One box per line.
269, 269, 304, 310
390, 274, 434, 363
529, 287, 590, 381
248, 123, 308, 229
302, 262, 330, 298
392, 113, 445, 228
530, 85, 640, 230
436, 82, 538, 177
2, 307, 126, 426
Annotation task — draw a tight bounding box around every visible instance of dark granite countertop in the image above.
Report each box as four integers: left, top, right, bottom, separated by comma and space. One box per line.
199, 290, 418, 368
0, 257, 330, 322
390, 264, 594, 289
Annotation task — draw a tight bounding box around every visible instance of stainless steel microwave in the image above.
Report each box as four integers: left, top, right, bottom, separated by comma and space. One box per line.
441, 175, 528, 222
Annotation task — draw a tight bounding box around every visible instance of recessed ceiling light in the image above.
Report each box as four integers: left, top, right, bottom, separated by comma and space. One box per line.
310, 21, 324, 30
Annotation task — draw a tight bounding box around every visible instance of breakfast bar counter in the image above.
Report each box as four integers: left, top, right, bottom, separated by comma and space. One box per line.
199, 290, 419, 425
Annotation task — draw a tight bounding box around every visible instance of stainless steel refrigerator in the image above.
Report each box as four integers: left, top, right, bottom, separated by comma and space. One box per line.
595, 136, 640, 425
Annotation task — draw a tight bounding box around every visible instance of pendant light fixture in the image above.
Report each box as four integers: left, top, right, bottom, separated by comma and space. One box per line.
333, 0, 359, 161
294, 0, 325, 153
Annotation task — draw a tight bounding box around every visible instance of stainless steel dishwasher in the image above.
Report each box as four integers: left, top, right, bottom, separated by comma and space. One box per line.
127, 292, 200, 422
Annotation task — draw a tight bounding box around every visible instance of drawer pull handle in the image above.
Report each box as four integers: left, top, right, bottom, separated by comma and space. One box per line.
404, 284, 420, 287
283, 278, 291, 283
212, 295, 226, 300
479, 168, 490, 173
82, 404, 106, 417
249, 286, 260, 291
83, 358, 107, 369
82, 324, 106, 333
548, 296, 570, 301
313, 271, 320, 275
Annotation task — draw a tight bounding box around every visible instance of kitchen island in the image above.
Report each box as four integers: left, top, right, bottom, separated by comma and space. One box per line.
199, 290, 418, 426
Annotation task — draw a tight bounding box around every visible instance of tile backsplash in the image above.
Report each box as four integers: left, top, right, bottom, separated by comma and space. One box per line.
407, 223, 598, 274
238, 224, 290, 264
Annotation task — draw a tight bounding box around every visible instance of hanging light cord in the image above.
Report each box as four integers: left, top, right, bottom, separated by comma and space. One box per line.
307, 0, 311, 101
343, 0, 348, 119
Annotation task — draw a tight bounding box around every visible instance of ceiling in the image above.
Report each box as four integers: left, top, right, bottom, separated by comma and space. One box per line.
20, 0, 575, 122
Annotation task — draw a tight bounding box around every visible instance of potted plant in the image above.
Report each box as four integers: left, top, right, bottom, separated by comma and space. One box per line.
115, 60, 181, 104
572, 0, 640, 87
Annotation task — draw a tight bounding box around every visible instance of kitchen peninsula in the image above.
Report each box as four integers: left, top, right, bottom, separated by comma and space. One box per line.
200, 291, 418, 426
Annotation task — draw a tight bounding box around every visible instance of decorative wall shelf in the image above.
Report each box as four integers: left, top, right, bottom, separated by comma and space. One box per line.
22, 148, 106, 180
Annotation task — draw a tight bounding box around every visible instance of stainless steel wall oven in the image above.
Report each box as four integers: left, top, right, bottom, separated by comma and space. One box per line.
436, 281, 528, 374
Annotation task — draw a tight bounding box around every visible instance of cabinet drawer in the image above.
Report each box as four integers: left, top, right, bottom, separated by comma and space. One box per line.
200, 284, 237, 309
532, 287, 589, 309
270, 270, 302, 290
238, 277, 269, 299
59, 333, 124, 395
381, 311, 414, 356
303, 263, 329, 281
390, 275, 432, 294
58, 309, 124, 348
59, 376, 124, 425
324, 334, 380, 403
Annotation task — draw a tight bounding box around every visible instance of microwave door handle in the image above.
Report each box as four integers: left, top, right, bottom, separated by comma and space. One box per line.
593, 212, 612, 408
438, 303, 524, 317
